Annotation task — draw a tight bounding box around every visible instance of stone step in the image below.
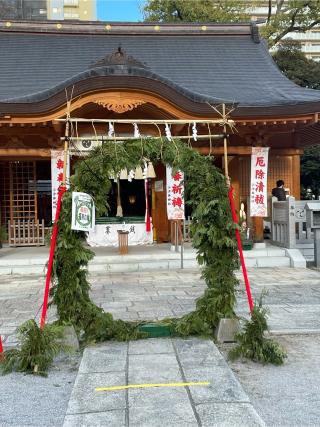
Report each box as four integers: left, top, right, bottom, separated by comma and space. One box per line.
244, 256, 291, 268
244, 248, 286, 258
0, 245, 294, 275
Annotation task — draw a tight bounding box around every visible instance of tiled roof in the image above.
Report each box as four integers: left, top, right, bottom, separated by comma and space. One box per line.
0, 21, 320, 114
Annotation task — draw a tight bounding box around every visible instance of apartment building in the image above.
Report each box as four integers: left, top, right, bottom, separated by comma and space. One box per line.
47, 0, 97, 21
250, 3, 320, 61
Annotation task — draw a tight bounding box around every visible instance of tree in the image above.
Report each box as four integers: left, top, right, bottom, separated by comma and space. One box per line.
274, 43, 320, 199
271, 39, 320, 198
272, 39, 320, 90
0, 0, 16, 19
301, 146, 320, 199
262, 0, 320, 47
143, 1, 320, 48
143, 0, 249, 23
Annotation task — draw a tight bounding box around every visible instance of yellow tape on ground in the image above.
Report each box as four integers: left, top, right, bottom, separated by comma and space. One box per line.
95, 381, 210, 392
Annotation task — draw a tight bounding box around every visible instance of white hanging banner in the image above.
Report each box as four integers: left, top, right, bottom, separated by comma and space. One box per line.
87, 223, 153, 247
166, 166, 185, 220
71, 192, 95, 232
250, 147, 269, 217
51, 150, 70, 221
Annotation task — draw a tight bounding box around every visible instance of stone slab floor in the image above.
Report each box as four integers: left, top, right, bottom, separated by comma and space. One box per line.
63, 338, 264, 427
1, 268, 320, 346
1, 268, 320, 426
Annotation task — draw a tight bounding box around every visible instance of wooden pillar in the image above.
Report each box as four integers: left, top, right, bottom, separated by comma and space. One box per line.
292, 154, 301, 199
252, 216, 264, 242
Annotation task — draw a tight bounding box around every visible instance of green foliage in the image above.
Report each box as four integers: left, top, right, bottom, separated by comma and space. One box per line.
272, 39, 320, 90
260, 0, 320, 47
229, 296, 287, 365
143, 0, 320, 48
0, 0, 16, 19
0, 320, 69, 376
50, 138, 239, 342
301, 145, 320, 199
271, 39, 320, 199
143, 0, 249, 23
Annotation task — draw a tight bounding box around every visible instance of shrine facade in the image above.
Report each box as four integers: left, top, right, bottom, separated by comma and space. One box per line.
1, 20, 320, 244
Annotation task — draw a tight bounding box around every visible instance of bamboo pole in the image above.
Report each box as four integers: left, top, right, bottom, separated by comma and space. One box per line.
222, 103, 230, 184
56, 118, 234, 126
63, 134, 225, 142
62, 101, 70, 185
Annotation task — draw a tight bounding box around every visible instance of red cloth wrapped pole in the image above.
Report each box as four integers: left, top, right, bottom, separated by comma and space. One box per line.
145, 179, 151, 233
228, 186, 254, 312
0, 335, 3, 358
40, 185, 66, 329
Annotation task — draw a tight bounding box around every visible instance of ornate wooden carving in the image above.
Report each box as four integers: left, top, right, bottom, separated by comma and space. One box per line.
94, 99, 146, 113
2, 137, 26, 148
90, 46, 148, 69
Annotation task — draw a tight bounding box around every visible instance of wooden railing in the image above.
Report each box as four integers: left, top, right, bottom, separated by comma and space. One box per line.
8, 219, 46, 247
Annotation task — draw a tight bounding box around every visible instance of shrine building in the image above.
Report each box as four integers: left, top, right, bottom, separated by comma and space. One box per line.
1, 20, 320, 246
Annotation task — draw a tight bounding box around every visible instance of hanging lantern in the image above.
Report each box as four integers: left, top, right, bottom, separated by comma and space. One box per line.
119, 169, 128, 180
147, 161, 156, 178
116, 178, 123, 217
142, 162, 148, 179
129, 194, 136, 204
134, 165, 143, 180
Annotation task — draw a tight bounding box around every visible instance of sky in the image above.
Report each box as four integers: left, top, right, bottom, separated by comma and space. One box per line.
97, 0, 145, 22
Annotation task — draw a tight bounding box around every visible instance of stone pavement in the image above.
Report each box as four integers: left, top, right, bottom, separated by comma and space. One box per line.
2, 268, 320, 426
1, 267, 320, 345
63, 338, 265, 427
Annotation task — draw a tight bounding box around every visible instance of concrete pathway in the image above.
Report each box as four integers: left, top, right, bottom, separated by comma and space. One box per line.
63, 338, 264, 427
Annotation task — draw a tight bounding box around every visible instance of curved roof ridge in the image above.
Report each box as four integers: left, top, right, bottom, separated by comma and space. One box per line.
0, 27, 320, 116
1, 65, 235, 105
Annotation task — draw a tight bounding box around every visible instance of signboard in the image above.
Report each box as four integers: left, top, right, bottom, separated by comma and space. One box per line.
166, 166, 185, 220
154, 180, 164, 192
71, 192, 95, 232
51, 150, 70, 221
250, 147, 269, 217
